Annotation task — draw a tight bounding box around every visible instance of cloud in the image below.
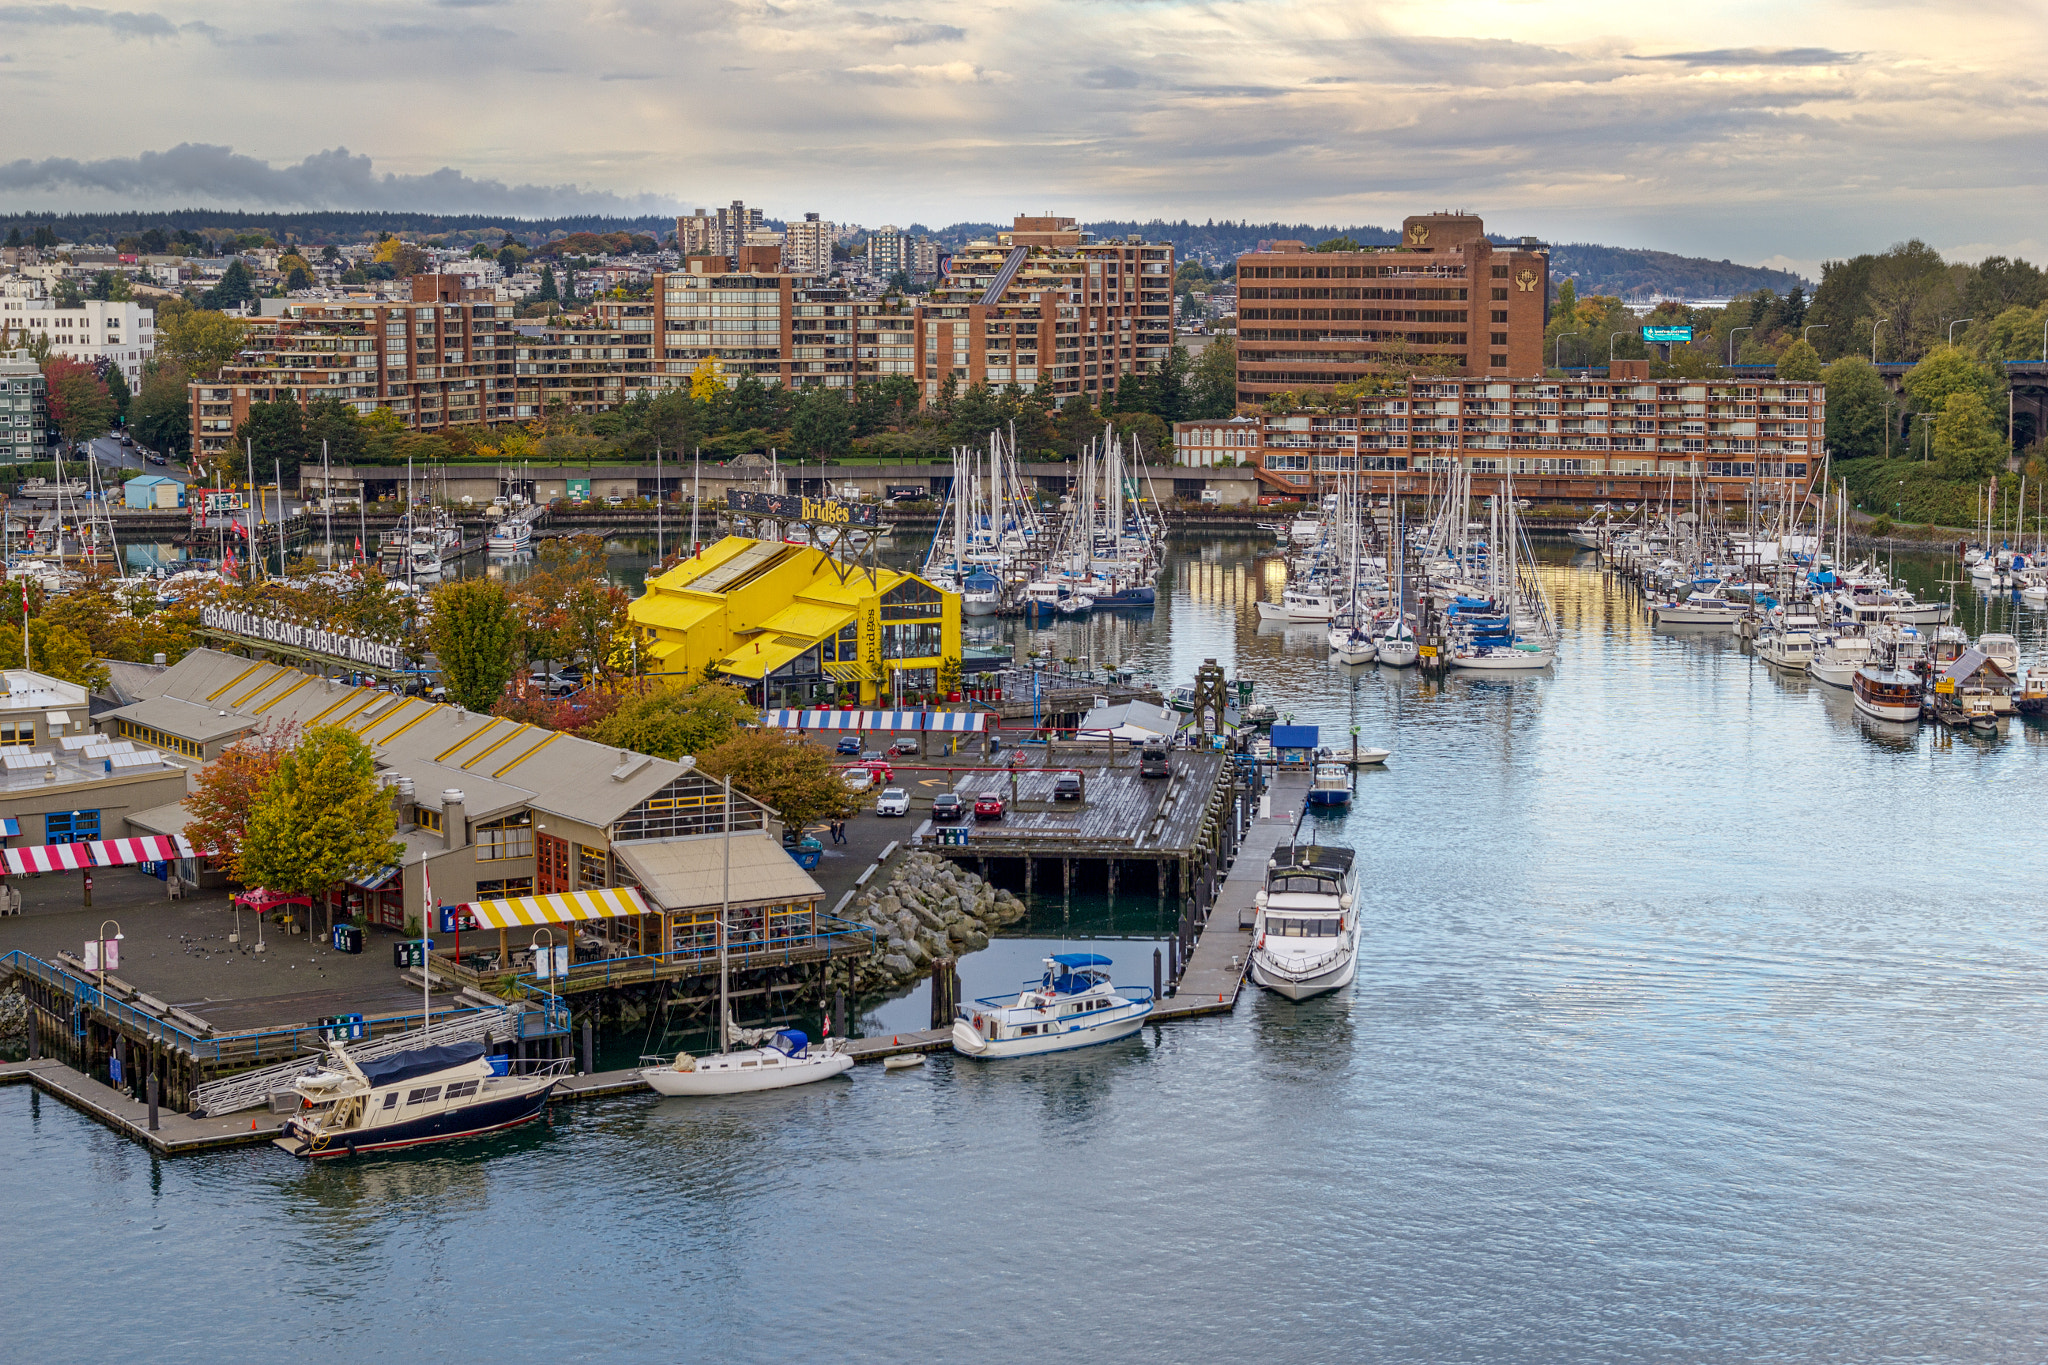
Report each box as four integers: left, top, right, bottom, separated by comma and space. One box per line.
0, 144, 684, 215
0, 4, 190, 38
1628, 47, 1860, 66
844, 11, 965, 45
1080, 65, 1142, 89
844, 60, 997, 84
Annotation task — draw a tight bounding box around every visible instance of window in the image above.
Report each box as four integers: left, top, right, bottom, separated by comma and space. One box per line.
578, 843, 610, 889
1490, 265, 1509, 279
416, 807, 442, 834
476, 878, 533, 898
879, 579, 943, 621
476, 813, 532, 861
443, 1080, 479, 1100
46, 809, 100, 845
405, 1086, 441, 1105
0, 721, 33, 749
382, 1092, 398, 1110
1490, 354, 1508, 369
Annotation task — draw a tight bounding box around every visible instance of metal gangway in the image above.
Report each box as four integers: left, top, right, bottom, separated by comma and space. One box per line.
189, 1004, 534, 1117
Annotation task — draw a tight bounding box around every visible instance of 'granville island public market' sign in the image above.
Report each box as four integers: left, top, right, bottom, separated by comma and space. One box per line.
199, 605, 406, 671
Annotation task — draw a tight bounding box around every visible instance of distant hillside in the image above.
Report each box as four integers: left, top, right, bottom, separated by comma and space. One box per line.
0, 208, 676, 244
1546, 243, 1808, 301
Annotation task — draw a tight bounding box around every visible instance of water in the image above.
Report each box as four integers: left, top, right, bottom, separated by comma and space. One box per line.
10, 537, 2048, 1362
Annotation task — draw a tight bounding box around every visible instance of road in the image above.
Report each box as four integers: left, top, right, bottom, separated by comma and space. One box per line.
83, 435, 189, 485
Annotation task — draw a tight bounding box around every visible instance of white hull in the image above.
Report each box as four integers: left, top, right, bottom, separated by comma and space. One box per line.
1853, 697, 1922, 723
1375, 640, 1420, 667
950, 1007, 1149, 1059
1652, 604, 1741, 627
642, 1046, 853, 1095
1329, 633, 1377, 664
1887, 604, 1953, 625
1257, 599, 1336, 623
1449, 646, 1556, 671
1808, 660, 1859, 687
1250, 944, 1357, 1001
962, 595, 1000, 616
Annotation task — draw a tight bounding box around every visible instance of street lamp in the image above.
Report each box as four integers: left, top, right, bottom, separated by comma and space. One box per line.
96, 918, 123, 997
1728, 326, 1753, 366
1556, 332, 1581, 373
1872, 318, 1888, 364
1803, 324, 1829, 347
1949, 318, 1973, 347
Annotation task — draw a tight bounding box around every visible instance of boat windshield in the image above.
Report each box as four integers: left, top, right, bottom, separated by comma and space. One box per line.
1265, 916, 1342, 937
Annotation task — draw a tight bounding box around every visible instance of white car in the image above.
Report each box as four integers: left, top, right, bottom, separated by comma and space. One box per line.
842, 768, 874, 793
874, 787, 911, 816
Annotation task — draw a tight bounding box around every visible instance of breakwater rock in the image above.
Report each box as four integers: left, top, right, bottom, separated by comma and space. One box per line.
842, 852, 1027, 993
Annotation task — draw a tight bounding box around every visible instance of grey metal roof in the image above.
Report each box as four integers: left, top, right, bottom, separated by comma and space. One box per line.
612, 832, 823, 912
99, 694, 260, 744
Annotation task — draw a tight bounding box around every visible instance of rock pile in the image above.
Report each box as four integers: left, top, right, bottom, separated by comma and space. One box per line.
841, 852, 1027, 993
0, 987, 26, 1044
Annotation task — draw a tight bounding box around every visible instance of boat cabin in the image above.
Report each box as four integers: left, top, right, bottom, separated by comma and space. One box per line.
1269, 725, 1319, 767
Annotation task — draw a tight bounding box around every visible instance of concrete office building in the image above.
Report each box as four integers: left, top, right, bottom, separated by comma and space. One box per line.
1234, 213, 1549, 405
0, 280, 155, 387
917, 214, 1174, 404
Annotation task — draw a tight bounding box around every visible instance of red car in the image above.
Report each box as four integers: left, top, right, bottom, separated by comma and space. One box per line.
972, 793, 1005, 820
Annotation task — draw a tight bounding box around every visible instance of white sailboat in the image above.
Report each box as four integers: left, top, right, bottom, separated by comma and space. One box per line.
642, 776, 853, 1096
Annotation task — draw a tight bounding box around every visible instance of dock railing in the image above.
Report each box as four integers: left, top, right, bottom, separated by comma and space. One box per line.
427, 916, 878, 994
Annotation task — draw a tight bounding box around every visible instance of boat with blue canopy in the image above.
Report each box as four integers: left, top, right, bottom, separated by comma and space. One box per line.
952, 953, 1154, 1058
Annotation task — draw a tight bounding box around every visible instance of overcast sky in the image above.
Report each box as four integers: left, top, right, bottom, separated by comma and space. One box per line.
2, 0, 2043, 274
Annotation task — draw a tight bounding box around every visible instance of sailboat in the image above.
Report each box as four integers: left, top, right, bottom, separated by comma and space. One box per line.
642, 776, 854, 1096
1327, 481, 1378, 663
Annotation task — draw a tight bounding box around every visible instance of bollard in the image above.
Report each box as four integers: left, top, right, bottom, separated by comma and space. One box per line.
147, 1073, 159, 1131
1153, 948, 1162, 1003
26, 1007, 37, 1060
581, 1018, 594, 1076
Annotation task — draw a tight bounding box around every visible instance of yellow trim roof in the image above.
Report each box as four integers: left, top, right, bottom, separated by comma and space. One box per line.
632, 594, 723, 633
752, 601, 856, 640
717, 634, 818, 681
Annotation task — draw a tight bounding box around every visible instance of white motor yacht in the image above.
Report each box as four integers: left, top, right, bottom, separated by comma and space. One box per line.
952, 954, 1153, 1058
1853, 627, 1928, 723
1808, 634, 1873, 688
1651, 590, 1743, 627
1756, 612, 1821, 672
1256, 586, 1339, 622
1250, 844, 1359, 1001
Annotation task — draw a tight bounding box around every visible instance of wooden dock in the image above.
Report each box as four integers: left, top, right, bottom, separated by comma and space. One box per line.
1152, 772, 1305, 1019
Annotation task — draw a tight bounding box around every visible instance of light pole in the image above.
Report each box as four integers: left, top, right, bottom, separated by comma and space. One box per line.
1949, 318, 1973, 347
1728, 326, 1752, 367
1872, 318, 1888, 364
1803, 324, 1829, 348
1556, 332, 1581, 374
96, 918, 123, 997
1914, 411, 1936, 463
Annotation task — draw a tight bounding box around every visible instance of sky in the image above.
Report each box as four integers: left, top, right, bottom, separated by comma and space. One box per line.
1, 0, 2044, 275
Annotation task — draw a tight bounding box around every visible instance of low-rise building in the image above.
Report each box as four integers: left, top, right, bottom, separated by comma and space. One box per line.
0, 352, 48, 464
0, 280, 155, 387
1172, 415, 1262, 468
631, 535, 962, 707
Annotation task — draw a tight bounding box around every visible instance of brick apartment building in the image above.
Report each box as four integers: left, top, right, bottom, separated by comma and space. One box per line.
190, 275, 520, 463
1234, 213, 1549, 405
659, 246, 853, 389
1175, 361, 1823, 503
918, 215, 1174, 404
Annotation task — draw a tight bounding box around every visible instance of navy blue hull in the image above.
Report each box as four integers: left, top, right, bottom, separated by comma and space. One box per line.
1094, 586, 1156, 608
298, 1084, 554, 1159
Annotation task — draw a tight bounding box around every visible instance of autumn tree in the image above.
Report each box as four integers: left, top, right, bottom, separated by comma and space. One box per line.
1933, 391, 2007, 479
184, 722, 300, 885
696, 729, 850, 831
428, 577, 522, 712
582, 679, 755, 759
240, 726, 403, 897
40, 356, 115, 443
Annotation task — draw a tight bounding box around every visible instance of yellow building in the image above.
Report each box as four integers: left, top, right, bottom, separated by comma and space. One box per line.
631, 537, 963, 706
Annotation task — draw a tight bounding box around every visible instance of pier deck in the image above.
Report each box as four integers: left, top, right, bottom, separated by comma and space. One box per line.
1153, 770, 1305, 1020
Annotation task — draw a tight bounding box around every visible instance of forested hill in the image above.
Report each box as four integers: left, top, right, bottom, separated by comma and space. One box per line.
0, 209, 676, 243
1545, 243, 1808, 301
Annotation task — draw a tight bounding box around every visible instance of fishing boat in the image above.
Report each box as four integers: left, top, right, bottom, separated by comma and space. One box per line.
1852, 627, 1927, 723
274, 1040, 566, 1159
950, 954, 1154, 1058
1249, 844, 1359, 1002
1306, 759, 1352, 807
486, 514, 533, 551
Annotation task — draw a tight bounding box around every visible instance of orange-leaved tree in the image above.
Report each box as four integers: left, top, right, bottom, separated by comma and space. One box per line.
183, 721, 299, 884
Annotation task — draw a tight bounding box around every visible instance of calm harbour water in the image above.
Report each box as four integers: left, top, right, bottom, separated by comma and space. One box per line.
14, 536, 2048, 1363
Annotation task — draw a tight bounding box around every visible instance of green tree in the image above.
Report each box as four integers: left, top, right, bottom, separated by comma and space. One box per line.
202, 259, 257, 312
302, 396, 366, 465
132, 360, 191, 456
1822, 356, 1889, 459
0, 617, 106, 690
1776, 338, 1823, 381
1187, 337, 1236, 418
1054, 395, 1100, 457
53, 277, 83, 308
101, 362, 132, 422
1902, 347, 2001, 428
696, 729, 850, 830
41, 356, 115, 442
582, 680, 755, 759
156, 307, 248, 378
426, 578, 523, 713
234, 399, 310, 481
1984, 304, 2048, 364
183, 723, 297, 886
1932, 390, 2007, 479
241, 726, 403, 895
86, 270, 133, 302
1314, 236, 1364, 253
789, 389, 853, 458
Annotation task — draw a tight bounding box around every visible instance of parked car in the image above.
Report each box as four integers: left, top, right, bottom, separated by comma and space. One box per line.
1140, 745, 1171, 778
1052, 772, 1083, 801
861, 749, 886, 764
930, 792, 965, 821
835, 736, 863, 756
118, 432, 134, 447
145, 451, 167, 466
842, 767, 875, 793
528, 672, 579, 697
973, 793, 1005, 820
874, 787, 911, 817
888, 737, 920, 756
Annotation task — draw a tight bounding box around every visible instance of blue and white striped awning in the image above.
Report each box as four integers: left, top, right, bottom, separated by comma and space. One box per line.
763, 709, 987, 733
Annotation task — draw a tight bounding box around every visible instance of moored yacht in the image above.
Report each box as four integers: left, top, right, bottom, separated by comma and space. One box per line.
643, 1025, 852, 1096
1853, 626, 1927, 722
1808, 634, 1873, 688
275, 1040, 566, 1159
1249, 844, 1359, 1001
1256, 586, 1339, 622
951, 954, 1153, 1058
1306, 760, 1352, 807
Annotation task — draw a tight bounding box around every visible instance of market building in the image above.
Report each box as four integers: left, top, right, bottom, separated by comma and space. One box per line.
630, 535, 962, 707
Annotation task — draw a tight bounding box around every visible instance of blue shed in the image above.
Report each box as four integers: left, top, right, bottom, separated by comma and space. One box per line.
1269, 724, 1319, 765
123, 474, 183, 510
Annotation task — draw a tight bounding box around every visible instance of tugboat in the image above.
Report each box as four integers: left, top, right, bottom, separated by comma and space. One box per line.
951, 954, 1153, 1058
274, 1040, 566, 1159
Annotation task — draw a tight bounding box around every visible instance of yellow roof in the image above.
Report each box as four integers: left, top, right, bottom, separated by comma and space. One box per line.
645, 537, 756, 591
753, 600, 856, 641
717, 633, 818, 681
631, 592, 722, 635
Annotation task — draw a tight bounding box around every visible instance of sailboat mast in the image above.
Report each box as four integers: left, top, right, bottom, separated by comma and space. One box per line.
719, 775, 732, 1055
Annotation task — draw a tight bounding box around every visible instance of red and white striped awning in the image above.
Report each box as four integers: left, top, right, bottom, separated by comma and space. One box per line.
6, 842, 96, 875
86, 835, 194, 868
3, 834, 193, 876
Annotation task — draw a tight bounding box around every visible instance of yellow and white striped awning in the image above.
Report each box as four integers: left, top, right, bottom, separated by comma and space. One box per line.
462, 886, 651, 929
